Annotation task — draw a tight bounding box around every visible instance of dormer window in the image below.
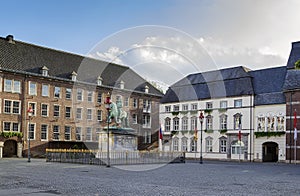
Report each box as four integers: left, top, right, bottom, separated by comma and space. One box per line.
41, 66, 49, 76
118, 80, 125, 89
97, 76, 103, 86
71, 71, 77, 81
145, 85, 149, 93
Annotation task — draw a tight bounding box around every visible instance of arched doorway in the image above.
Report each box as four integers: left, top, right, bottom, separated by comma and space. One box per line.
262, 142, 278, 162
3, 140, 17, 157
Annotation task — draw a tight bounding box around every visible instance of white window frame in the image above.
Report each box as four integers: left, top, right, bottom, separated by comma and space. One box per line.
97, 110, 102, 121
42, 84, 49, 97
28, 81, 37, 96
53, 125, 60, 140
77, 89, 83, 101
4, 79, 21, 93
54, 87, 61, 98
53, 105, 60, 117
3, 122, 20, 132
66, 88, 72, 99
65, 106, 71, 119
64, 126, 71, 141
76, 108, 82, 120
234, 99, 242, 108
87, 108, 93, 120
76, 127, 82, 141
4, 100, 21, 114
41, 124, 48, 141
132, 114, 137, 124
87, 91, 93, 102
28, 123, 36, 140
206, 137, 213, 152
41, 103, 49, 117
86, 127, 92, 141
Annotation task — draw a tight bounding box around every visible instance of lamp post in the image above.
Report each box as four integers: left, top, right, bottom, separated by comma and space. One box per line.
27, 104, 33, 163
104, 92, 111, 167
199, 111, 204, 164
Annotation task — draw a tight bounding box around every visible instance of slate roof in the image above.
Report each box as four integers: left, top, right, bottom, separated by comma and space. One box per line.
161, 66, 254, 103
161, 65, 287, 105
250, 66, 286, 105
283, 70, 300, 91
0, 35, 163, 97
287, 41, 300, 69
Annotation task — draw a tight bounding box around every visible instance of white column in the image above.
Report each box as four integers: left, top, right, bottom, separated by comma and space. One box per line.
0, 142, 4, 158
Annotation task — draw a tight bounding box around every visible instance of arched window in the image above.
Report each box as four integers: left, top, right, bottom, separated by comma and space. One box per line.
182, 117, 188, 131
182, 137, 188, 152
219, 136, 227, 153
206, 115, 213, 130
173, 117, 179, 131
190, 138, 197, 152
165, 118, 171, 131
173, 137, 179, 151
231, 140, 244, 154
205, 136, 213, 152
220, 114, 227, 130
190, 116, 198, 130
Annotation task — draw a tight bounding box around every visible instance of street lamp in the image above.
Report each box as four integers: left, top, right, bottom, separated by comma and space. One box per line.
199, 111, 204, 164
27, 104, 33, 163
104, 92, 111, 167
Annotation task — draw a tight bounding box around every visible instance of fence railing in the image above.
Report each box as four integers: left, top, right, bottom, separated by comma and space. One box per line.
46, 149, 185, 166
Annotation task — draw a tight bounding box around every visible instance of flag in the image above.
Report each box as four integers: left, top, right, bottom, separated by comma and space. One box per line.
194, 128, 198, 140
294, 110, 297, 141
159, 126, 163, 140
238, 116, 242, 141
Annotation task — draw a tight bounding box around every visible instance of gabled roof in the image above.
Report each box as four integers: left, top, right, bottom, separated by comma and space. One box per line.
287, 41, 300, 69
0, 36, 163, 97
161, 66, 254, 103
250, 66, 286, 105
283, 70, 300, 91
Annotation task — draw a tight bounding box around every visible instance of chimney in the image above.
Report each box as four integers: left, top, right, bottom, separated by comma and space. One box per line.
6, 35, 15, 44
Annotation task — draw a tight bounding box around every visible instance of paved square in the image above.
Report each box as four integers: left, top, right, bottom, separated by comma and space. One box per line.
1, 159, 300, 195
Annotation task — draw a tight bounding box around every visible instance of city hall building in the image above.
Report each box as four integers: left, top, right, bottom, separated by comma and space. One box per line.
0, 35, 163, 158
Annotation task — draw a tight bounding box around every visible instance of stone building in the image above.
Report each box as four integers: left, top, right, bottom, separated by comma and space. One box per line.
0, 35, 163, 158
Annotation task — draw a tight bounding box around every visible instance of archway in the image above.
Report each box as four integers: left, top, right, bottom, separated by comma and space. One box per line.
3, 140, 17, 157
262, 142, 278, 162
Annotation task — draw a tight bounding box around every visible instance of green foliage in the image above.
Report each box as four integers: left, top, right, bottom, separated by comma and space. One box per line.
204, 109, 212, 114
254, 131, 285, 138
180, 111, 189, 115
190, 111, 198, 115
219, 129, 228, 134
171, 131, 178, 136
1, 131, 23, 138
204, 129, 214, 133
295, 59, 300, 69
218, 108, 227, 113
172, 112, 179, 116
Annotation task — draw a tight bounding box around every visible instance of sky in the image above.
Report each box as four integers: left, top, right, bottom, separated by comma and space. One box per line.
1, 0, 300, 91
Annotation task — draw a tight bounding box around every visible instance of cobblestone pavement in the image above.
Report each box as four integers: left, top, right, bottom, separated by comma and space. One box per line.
1, 158, 300, 196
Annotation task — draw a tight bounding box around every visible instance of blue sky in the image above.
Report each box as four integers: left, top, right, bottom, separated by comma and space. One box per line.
1, 0, 300, 89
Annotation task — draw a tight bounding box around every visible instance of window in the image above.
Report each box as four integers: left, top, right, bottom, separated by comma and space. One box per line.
124, 97, 129, 107
143, 100, 151, 112
87, 109, 93, 120
97, 92, 102, 104
191, 103, 198, 110
54, 105, 60, 117
182, 104, 188, 111
4, 79, 21, 93
4, 100, 20, 114
173, 138, 179, 151
65, 107, 71, 118
231, 140, 244, 154
219, 137, 227, 153
182, 117, 188, 130
206, 115, 213, 130
257, 116, 265, 131
206, 102, 213, 109
76, 108, 82, 120
173, 117, 179, 131
165, 118, 171, 131
143, 114, 151, 128
220, 101, 227, 109
65, 126, 71, 141
86, 127, 92, 141
3, 122, 19, 132
42, 84, 49, 97
29, 81, 37, 95
87, 91, 93, 102
41, 124, 48, 140
144, 131, 151, 143
53, 125, 60, 140
220, 114, 227, 130
76, 127, 82, 141
133, 98, 138, 108
173, 105, 179, 112
28, 123, 35, 140
165, 106, 171, 112
54, 87, 61, 98
66, 88, 72, 99
182, 137, 188, 152
206, 137, 213, 152
28, 103, 36, 116
77, 89, 83, 101
132, 114, 137, 124
191, 117, 197, 130
41, 104, 48, 117
234, 99, 242, 108
190, 140, 197, 152
97, 110, 102, 121
234, 113, 242, 130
